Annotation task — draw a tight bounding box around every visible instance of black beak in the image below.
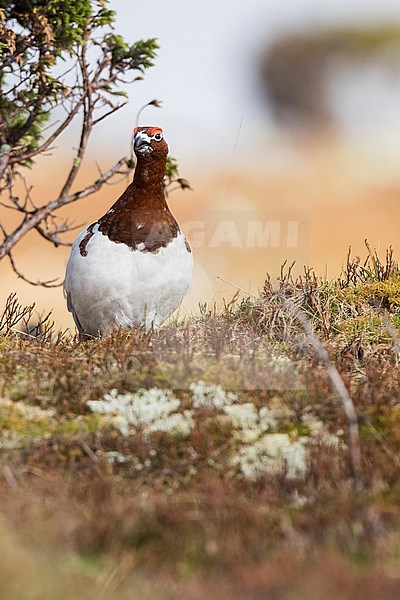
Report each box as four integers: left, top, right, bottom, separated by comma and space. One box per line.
134, 135, 151, 151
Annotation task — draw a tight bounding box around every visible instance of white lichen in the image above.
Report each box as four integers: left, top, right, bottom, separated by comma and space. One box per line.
87, 388, 193, 438
230, 433, 308, 480
229, 405, 344, 481
146, 410, 194, 437
302, 414, 344, 449
223, 402, 259, 429
222, 398, 293, 443
210, 390, 344, 481
87, 383, 343, 482
189, 381, 238, 409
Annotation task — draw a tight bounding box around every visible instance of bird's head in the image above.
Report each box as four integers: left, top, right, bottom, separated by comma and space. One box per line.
133, 126, 168, 160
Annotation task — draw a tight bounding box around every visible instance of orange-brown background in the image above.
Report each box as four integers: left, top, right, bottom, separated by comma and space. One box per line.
2, 134, 400, 331
2, 0, 400, 331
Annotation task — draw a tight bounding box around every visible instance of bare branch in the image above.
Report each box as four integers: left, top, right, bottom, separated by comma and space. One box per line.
0, 221, 8, 241
0, 157, 130, 260
7, 252, 63, 288
35, 224, 73, 247
0, 199, 26, 213
60, 157, 129, 205
58, 44, 93, 199
92, 101, 128, 126
8, 97, 85, 166
34, 214, 82, 247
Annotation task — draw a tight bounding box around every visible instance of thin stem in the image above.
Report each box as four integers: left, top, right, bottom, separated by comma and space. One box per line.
7, 252, 62, 288
284, 298, 363, 489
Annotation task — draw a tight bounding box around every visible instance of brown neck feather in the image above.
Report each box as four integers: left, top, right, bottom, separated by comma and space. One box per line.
132, 154, 167, 195
82, 152, 181, 255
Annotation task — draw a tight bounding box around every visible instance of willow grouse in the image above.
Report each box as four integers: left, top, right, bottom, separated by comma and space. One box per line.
64, 126, 193, 337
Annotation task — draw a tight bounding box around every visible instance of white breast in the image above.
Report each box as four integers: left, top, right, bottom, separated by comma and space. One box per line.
64, 224, 193, 336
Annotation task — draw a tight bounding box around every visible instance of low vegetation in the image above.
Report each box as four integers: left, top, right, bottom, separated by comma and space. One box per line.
2, 246, 400, 599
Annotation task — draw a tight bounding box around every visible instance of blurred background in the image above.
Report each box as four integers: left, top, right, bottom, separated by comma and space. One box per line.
2, 0, 400, 330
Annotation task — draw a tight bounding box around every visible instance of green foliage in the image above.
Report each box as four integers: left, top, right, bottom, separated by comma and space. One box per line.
1, 0, 93, 52
164, 156, 193, 193
0, 0, 158, 169
103, 34, 158, 73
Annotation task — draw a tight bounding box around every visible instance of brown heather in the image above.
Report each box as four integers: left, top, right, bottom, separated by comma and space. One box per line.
2, 246, 400, 599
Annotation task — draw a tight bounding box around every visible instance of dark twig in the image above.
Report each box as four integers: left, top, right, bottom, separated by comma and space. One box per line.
7, 252, 63, 288
35, 224, 74, 247
92, 101, 128, 126
8, 97, 85, 166
0, 157, 130, 261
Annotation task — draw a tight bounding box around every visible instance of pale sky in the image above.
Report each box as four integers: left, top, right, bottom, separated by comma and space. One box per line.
83, 0, 400, 170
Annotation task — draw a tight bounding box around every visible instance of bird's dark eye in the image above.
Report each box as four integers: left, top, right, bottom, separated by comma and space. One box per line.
153, 133, 162, 141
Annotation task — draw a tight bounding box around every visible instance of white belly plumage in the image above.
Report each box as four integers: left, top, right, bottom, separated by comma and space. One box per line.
64, 224, 193, 336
